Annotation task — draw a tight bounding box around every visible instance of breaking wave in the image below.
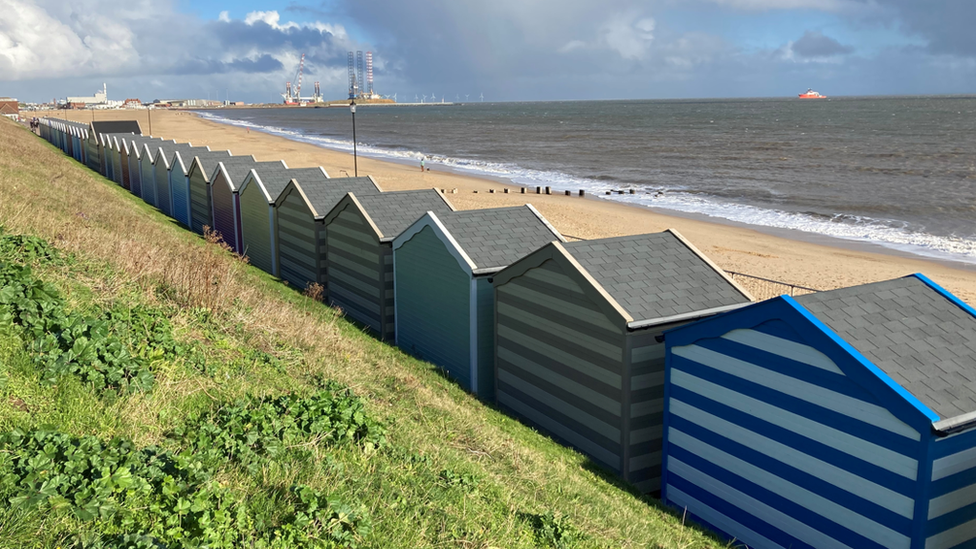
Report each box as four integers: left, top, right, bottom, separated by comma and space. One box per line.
198, 111, 976, 265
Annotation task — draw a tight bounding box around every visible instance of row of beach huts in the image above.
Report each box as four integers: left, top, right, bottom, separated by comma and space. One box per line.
37, 117, 976, 549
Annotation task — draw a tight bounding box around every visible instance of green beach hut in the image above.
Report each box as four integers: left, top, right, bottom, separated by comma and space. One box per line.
210, 159, 288, 254
238, 166, 333, 276
321, 189, 455, 341
393, 205, 564, 398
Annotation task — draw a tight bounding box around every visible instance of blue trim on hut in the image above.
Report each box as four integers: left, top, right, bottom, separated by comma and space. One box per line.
662, 276, 976, 549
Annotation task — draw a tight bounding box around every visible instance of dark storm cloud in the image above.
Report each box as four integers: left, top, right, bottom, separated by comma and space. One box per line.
328, 0, 727, 99
168, 54, 285, 75
792, 31, 853, 57
209, 18, 339, 51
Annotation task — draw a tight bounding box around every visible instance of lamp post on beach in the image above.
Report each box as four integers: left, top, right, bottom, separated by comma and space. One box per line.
350, 100, 358, 177
147, 106, 152, 136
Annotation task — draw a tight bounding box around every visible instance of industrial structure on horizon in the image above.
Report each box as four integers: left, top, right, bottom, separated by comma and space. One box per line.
348, 51, 381, 100
281, 54, 324, 105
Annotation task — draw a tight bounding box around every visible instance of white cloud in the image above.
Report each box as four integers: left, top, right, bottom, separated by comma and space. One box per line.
218, 11, 231, 23
244, 10, 296, 30
0, 0, 142, 80
600, 13, 656, 60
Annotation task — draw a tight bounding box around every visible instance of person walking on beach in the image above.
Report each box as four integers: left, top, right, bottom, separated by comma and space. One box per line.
420, 157, 426, 172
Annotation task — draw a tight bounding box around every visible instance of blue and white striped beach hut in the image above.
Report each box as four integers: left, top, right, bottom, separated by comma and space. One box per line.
661, 273, 976, 549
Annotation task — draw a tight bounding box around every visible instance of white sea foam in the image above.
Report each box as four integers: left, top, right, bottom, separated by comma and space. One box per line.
199, 112, 976, 265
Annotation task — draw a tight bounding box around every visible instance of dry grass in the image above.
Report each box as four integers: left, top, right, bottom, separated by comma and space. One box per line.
0, 119, 733, 548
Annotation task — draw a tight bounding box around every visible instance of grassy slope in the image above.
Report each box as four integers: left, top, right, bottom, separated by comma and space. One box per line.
0, 118, 729, 548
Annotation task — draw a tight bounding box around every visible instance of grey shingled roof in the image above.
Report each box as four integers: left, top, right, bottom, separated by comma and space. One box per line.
796, 276, 976, 420
153, 143, 199, 167
562, 232, 750, 322
189, 150, 237, 180
104, 133, 142, 149
301, 177, 380, 219
125, 136, 165, 156
92, 121, 142, 135
435, 206, 562, 271
219, 160, 285, 191
167, 146, 210, 169
253, 168, 328, 203
353, 190, 454, 241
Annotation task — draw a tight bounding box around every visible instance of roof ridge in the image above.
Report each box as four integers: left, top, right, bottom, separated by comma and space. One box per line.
907, 273, 976, 321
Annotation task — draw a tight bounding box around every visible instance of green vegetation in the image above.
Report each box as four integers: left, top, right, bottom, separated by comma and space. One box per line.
0, 117, 730, 547
0, 260, 154, 392
173, 384, 388, 470
0, 429, 371, 548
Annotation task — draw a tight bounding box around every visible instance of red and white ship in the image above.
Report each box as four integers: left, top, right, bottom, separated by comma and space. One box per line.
798, 88, 827, 99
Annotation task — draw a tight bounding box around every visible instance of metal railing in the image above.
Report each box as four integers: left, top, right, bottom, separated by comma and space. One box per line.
726, 271, 820, 301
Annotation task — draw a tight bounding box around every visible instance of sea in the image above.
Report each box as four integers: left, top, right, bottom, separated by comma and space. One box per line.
200, 96, 976, 266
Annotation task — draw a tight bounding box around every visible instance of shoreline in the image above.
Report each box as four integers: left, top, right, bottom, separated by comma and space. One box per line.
59, 109, 976, 303
196, 109, 976, 272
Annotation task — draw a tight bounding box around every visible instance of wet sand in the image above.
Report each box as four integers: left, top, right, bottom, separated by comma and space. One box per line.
59, 108, 976, 302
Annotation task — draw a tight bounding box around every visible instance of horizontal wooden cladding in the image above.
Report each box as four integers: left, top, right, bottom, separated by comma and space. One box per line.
239, 189, 273, 274
279, 253, 318, 290
497, 378, 622, 473
276, 192, 321, 290
496, 300, 623, 387
927, 432, 976, 549
211, 177, 237, 251
188, 172, 211, 234
507, 266, 620, 336
326, 208, 393, 339
627, 330, 667, 492
495, 258, 625, 476
666, 326, 920, 549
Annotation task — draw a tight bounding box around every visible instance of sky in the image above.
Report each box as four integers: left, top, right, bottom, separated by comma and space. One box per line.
1, 0, 974, 103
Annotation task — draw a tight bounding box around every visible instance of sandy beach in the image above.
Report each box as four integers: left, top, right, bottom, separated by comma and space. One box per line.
58, 108, 976, 303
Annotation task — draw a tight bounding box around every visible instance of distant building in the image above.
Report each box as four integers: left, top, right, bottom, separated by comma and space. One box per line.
155, 99, 222, 108
0, 97, 18, 117
123, 98, 143, 108
67, 84, 108, 106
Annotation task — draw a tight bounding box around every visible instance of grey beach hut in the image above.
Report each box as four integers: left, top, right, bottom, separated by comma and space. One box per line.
273, 176, 383, 291
393, 205, 564, 398
321, 190, 455, 341
491, 229, 753, 493
238, 166, 330, 276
